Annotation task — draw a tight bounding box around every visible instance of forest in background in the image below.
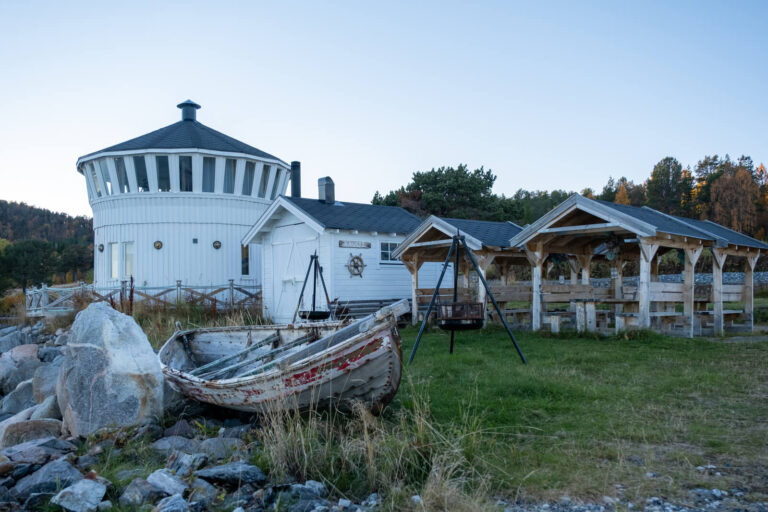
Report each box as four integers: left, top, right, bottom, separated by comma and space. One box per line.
373, 154, 768, 239
0, 200, 93, 294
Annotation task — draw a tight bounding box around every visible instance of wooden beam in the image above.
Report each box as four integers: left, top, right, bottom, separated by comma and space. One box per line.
539, 222, 620, 235
712, 247, 727, 336
745, 250, 759, 332
525, 243, 547, 331
683, 246, 703, 338
638, 240, 659, 328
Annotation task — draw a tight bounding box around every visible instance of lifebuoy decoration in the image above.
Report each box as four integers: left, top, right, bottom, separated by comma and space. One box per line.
346, 254, 366, 277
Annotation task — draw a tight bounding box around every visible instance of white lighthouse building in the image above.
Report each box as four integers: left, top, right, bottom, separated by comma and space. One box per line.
76, 100, 297, 288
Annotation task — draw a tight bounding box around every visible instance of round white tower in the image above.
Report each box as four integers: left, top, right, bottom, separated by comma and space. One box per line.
76, 100, 293, 288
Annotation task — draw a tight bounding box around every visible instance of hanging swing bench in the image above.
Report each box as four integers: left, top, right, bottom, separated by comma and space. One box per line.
436, 301, 485, 331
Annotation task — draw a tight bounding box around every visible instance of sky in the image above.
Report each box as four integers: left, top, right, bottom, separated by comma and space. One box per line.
0, 0, 766, 218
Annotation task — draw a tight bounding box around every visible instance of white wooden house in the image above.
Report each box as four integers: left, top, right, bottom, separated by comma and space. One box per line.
241, 178, 444, 322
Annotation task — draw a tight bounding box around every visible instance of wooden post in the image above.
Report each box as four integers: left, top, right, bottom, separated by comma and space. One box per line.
403, 255, 422, 326
578, 253, 595, 332
567, 255, 579, 313
612, 257, 624, 330
683, 246, 703, 338
228, 279, 235, 310
745, 250, 760, 332
638, 241, 659, 328
41, 285, 48, 316
476, 254, 493, 324
526, 243, 547, 331
712, 248, 727, 336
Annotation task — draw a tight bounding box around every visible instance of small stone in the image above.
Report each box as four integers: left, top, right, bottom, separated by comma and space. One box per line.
51, 478, 107, 512
29, 395, 62, 420
166, 451, 208, 478
151, 436, 200, 456
199, 437, 245, 461
188, 478, 218, 507
76, 454, 99, 471
338, 497, 352, 508
361, 493, 379, 507
119, 478, 165, 507
411, 495, 422, 505
0, 419, 63, 448
646, 471, 659, 478
10, 458, 83, 501
163, 419, 196, 439
147, 468, 188, 496
711, 489, 727, 499
23, 491, 55, 509
152, 493, 189, 512
98, 500, 113, 511
194, 461, 267, 487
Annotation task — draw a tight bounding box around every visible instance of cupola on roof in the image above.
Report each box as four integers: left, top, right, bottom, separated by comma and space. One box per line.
78, 100, 286, 164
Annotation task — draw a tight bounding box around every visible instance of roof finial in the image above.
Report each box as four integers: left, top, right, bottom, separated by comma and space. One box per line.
177, 99, 201, 121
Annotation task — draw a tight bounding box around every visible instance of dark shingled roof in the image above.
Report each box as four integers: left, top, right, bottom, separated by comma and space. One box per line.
442, 217, 522, 247
79, 119, 285, 163
596, 200, 768, 249
595, 200, 716, 240
284, 196, 422, 234
673, 217, 768, 250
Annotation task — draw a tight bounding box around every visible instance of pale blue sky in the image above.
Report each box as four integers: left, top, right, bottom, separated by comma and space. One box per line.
1, 1, 766, 217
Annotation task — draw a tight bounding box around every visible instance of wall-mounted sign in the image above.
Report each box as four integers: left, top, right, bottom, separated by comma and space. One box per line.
339, 240, 371, 249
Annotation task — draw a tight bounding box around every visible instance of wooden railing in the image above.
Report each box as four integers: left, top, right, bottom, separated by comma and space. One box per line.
25, 280, 261, 317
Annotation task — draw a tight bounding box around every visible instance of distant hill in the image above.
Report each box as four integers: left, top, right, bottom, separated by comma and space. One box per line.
0, 200, 92, 244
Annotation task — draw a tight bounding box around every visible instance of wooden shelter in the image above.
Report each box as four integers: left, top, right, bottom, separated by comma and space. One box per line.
509, 195, 767, 336
393, 216, 528, 324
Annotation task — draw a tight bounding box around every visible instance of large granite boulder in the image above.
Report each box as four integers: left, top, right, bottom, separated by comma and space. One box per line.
0, 419, 62, 448
56, 303, 163, 437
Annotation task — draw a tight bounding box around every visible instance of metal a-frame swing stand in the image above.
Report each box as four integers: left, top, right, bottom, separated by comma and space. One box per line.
293, 251, 335, 323
408, 233, 527, 365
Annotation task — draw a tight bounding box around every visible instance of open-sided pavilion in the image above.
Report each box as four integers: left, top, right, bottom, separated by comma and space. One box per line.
509, 195, 767, 336
392, 215, 528, 324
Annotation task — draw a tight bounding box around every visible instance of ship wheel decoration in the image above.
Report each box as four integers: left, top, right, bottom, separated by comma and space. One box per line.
346, 253, 366, 277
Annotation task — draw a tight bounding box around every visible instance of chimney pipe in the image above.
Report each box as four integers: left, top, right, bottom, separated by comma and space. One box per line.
177, 99, 201, 121
318, 177, 335, 204
290, 161, 301, 198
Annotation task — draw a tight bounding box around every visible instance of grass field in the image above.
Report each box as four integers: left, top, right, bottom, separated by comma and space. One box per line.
393, 325, 768, 503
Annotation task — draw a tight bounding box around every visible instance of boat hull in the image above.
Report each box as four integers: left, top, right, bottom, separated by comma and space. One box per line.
159, 312, 404, 414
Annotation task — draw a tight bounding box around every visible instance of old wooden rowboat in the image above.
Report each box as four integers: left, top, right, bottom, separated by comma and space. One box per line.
158, 299, 409, 413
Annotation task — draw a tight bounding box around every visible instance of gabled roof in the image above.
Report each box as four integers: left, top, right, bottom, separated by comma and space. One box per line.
441, 218, 522, 247
283, 197, 421, 234
392, 215, 523, 260
672, 217, 768, 250
595, 201, 715, 240
510, 193, 768, 251
78, 101, 287, 165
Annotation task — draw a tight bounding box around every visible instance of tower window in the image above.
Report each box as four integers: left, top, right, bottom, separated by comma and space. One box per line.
202, 157, 216, 192
89, 163, 102, 197
123, 242, 135, 277
99, 160, 112, 195
223, 159, 237, 194
110, 243, 119, 279
156, 156, 171, 192
270, 169, 282, 199
114, 157, 130, 193
133, 156, 150, 192
242, 161, 255, 195
179, 156, 193, 192
258, 165, 270, 198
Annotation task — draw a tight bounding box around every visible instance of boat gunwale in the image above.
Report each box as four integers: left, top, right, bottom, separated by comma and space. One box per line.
159, 316, 398, 389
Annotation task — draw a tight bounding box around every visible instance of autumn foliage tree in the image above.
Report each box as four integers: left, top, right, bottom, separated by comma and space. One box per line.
711, 168, 759, 233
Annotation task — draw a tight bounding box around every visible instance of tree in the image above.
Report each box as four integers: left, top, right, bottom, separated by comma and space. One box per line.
711, 168, 759, 234
614, 185, 630, 205
647, 157, 688, 215
1, 240, 57, 293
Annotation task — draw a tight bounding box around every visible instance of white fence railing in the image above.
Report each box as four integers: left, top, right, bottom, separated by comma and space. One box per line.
25, 280, 262, 317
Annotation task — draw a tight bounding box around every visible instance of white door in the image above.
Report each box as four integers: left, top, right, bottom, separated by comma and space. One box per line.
271, 224, 320, 322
